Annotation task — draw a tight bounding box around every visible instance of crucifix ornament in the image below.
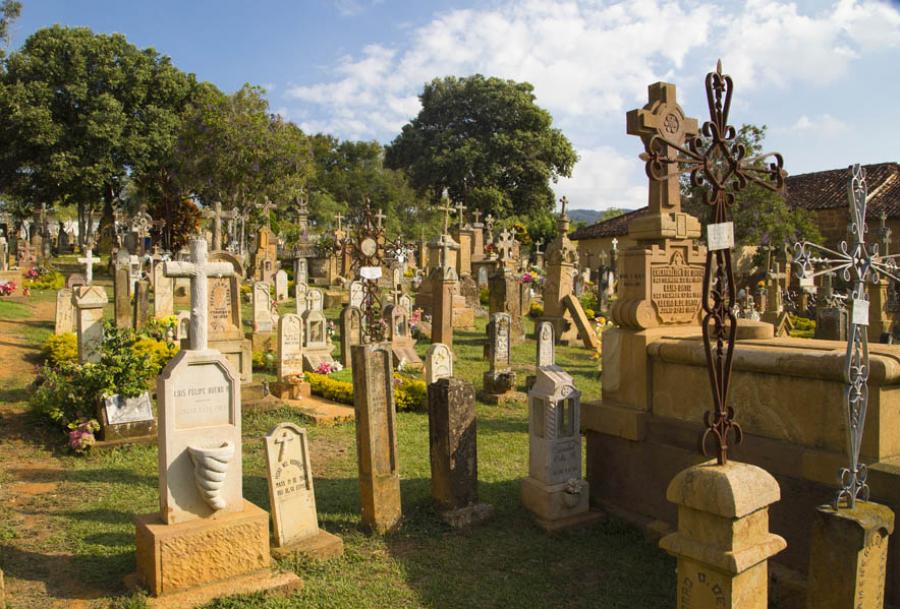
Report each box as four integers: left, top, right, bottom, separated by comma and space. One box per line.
638, 61, 786, 465
794, 165, 900, 509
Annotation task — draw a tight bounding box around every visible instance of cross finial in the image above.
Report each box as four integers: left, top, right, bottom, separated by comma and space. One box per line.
374, 208, 386, 229
454, 201, 466, 229
472, 209, 482, 225
611, 237, 618, 250
559, 196, 569, 218
256, 199, 277, 229
439, 199, 456, 235
77, 246, 99, 285
335, 212, 344, 232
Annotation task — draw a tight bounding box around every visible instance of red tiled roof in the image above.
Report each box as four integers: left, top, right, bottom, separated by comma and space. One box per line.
786, 162, 900, 215
569, 207, 647, 240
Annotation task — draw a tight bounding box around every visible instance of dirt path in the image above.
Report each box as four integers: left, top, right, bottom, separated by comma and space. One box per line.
0, 297, 107, 608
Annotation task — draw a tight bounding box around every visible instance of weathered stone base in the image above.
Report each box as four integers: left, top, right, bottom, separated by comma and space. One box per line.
482, 370, 516, 394
440, 502, 495, 529
521, 477, 592, 525
480, 390, 527, 406
133, 500, 276, 597
271, 529, 344, 562
324, 291, 343, 309
303, 350, 336, 373
530, 508, 606, 533
124, 568, 301, 609
270, 379, 311, 400
281, 397, 355, 426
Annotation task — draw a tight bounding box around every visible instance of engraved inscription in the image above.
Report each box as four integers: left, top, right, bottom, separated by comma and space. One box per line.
650, 251, 704, 323
174, 363, 231, 429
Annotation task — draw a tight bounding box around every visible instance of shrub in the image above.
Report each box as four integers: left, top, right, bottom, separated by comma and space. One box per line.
43, 333, 78, 365
529, 301, 544, 318
579, 290, 598, 315
132, 336, 179, 376
26, 269, 64, 290
141, 315, 179, 342
307, 372, 353, 405
252, 350, 276, 373
479, 288, 489, 306
394, 376, 426, 412
584, 308, 595, 319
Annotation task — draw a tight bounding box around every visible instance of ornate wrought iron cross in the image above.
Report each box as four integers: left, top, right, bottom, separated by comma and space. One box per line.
638, 60, 786, 465
794, 165, 900, 509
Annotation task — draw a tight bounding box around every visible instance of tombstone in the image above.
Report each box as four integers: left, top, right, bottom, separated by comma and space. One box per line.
295, 258, 308, 286
132, 236, 298, 599
274, 270, 288, 301
263, 423, 343, 559
133, 279, 150, 330
128, 254, 142, 295
0, 235, 7, 271
253, 282, 275, 332
384, 303, 422, 368
306, 287, 324, 312
477, 265, 489, 288
77, 248, 99, 285
295, 282, 308, 317
74, 285, 108, 363
536, 321, 555, 368
424, 343, 453, 386
489, 267, 525, 342
398, 293, 412, 314
428, 376, 493, 528
114, 266, 132, 329
521, 365, 599, 531
302, 305, 336, 372
153, 262, 174, 319
350, 342, 402, 534
339, 305, 362, 369
481, 313, 525, 405
65, 273, 85, 289
276, 313, 304, 380
54, 288, 74, 334
349, 280, 365, 309
98, 391, 156, 442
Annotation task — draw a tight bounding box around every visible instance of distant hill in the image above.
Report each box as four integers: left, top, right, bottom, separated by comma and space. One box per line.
568, 209, 603, 224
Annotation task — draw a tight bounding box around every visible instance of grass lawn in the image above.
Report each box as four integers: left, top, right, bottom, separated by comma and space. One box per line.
0, 285, 675, 609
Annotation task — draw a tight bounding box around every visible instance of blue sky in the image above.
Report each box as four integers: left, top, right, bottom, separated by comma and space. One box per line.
12, 0, 900, 211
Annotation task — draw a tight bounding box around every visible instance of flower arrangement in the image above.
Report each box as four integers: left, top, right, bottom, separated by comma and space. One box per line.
520, 272, 534, 284
68, 418, 100, 453
315, 361, 343, 375
24, 267, 40, 279
0, 280, 16, 296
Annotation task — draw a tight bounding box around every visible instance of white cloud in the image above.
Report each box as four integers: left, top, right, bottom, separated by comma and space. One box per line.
779, 113, 849, 137
553, 146, 646, 211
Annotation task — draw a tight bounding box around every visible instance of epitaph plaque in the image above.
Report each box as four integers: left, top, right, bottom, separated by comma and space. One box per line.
425, 343, 453, 385
277, 313, 304, 379
351, 342, 402, 534
55, 288, 74, 334
264, 422, 318, 547
157, 351, 242, 524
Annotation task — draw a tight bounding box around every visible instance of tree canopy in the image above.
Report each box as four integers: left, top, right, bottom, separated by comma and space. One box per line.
385, 74, 577, 218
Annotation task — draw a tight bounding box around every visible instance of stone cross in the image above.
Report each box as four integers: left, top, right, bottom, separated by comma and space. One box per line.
130, 210, 153, 238
611, 237, 618, 251
78, 247, 99, 285
335, 212, 344, 232
495, 229, 515, 261
374, 209, 386, 230
439, 200, 455, 236
256, 199, 277, 229
202, 201, 236, 251
472, 209, 482, 225
626, 81, 699, 216
164, 238, 234, 351
454, 201, 466, 229
879, 210, 892, 256
484, 214, 495, 242
559, 196, 568, 218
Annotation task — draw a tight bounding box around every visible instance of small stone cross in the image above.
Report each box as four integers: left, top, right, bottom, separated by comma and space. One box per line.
335, 212, 344, 232
375, 209, 386, 229
439, 200, 456, 235
611, 238, 619, 251
496, 229, 515, 260
559, 196, 569, 217
274, 428, 295, 462
164, 237, 234, 351
78, 247, 99, 285
472, 209, 482, 225
203, 201, 236, 251
454, 201, 466, 229
879, 210, 892, 256
256, 199, 277, 229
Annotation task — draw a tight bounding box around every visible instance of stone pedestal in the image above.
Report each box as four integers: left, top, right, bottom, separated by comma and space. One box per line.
432, 276, 456, 347
428, 378, 493, 528
659, 461, 787, 609
269, 377, 311, 400
480, 370, 526, 405
806, 502, 894, 609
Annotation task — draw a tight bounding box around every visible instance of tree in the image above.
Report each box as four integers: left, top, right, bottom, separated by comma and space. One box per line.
601, 208, 626, 221
682, 124, 821, 262
385, 74, 577, 218
174, 84, 313, 235
0, 26, 199, 249
0, 0, 21, 51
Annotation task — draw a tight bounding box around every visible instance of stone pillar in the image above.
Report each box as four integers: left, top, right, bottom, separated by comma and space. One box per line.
806, 502, 894, 609
114, 266, 131, 329
432, 274, 455, 348
659, 461, 787, 609
455, 227, 473, 277
351, 342, 402, 534
427, 377, 493, 528
133, 279, 150, 330
74, 285, 108, 363
488, 268, 524, 342
471, 223, 484, 263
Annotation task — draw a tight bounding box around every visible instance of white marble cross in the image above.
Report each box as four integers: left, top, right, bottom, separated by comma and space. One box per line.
164, 238, 234, 351
78, 247, 99, 285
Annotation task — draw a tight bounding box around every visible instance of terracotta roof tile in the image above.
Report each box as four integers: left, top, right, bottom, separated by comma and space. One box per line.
786, 162, 900, 216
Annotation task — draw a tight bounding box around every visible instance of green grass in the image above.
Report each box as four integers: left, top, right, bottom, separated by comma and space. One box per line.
1, 286, 674, 609
0, 298, 33, 320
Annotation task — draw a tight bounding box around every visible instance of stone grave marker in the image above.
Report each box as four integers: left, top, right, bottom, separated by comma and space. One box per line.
351, 342, 402, 534
54, 288, 74, 334
99, 391, 155, 441
277, 313, 304, 379
66, 273, 86, 289
399, 293, 412, 313
133, 279, 150, 330
349, 280, 364, 309
263, 422, 344, 559
425, 343, 453, 385
481, 312, 524, 405
176, 311, 191, 341
537, 321, 555, 368
253, 281, 276, 333
295, 282, 308, 316
274, 270, 288, 301
339, 304, 362, 369
307, 287, 324, 312
384, 303, 421, 367
77, 247, 99, 285
302, 305, 336, 372
74, 285, 108, 363
114, 265, 132, 329
153, 262, 174, 319
296, 258, 308, 286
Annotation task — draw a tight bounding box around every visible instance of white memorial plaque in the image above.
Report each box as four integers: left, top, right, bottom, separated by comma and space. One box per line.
799, 273, 815, 288
706, 222, 734, 251
104, 391, 154, 424
361, 266, 382, 280
852, 298, 870, 326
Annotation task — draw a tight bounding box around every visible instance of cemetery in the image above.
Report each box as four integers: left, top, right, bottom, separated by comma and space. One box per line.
0, 3, 898, 609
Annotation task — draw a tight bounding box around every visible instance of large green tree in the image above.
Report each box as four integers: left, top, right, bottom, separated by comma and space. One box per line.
385, 74, 577, 218
0, 26, 199, 249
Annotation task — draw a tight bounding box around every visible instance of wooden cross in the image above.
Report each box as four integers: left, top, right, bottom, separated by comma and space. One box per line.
256, 199, 277, 229
202, 201, 236, 251
274, 428, 295, 462
627, 82, 699, 216
454, 201, 466, 229
77, 247, 99, 285
439, 200, 456, 235
164, 237, 234, 351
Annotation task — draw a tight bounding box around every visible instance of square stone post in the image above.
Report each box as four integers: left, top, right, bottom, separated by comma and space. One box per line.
431, 274, 455, 348
659, 461, 787, 609
806, 502, 894, 609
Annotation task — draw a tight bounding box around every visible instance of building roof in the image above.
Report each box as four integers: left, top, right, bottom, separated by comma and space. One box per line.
786, 162, 900, 216
569, 207, 647, 240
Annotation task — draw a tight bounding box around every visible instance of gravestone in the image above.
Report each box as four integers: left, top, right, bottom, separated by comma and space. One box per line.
349, 280, 364, 309
153, 262, 174, 319
428, 377, 493, 528
296, 258, 308, 286
99, 391, 156, 442
133, 279, 150, 330
74, 285, 108, 363
306, 287, 323, 312
521, 365, 599, 531
263, 422, 343, 559
205, 253, 252, 383
253, 282, 275, 333
277, 313, 304, 380
399, 293, 412, 314
537, 321, 555, 368
425, 343, 453, 386
488, 267, 525, 342
295, 282, 308, 317
274, 270, 288, 301
302, 305, 336, 372
384, 303, 421, 368
481, 313, 525, 405
114, 266, 132, 329
339, 304, 362, 369
66, 273, 86, 289
77, 247, 99, 285
54, 288, 74, 334
351, 342, 402, 534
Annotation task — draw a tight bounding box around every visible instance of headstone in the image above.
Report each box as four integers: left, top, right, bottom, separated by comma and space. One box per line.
99, 391, 155, 441
351, 342, 402, 534
302, 305, 335, 372
74, 285, 108, 363
536, 321, 555, 368
129, 254, 142, 295
349, 280, 365, 309
133, 279, 150, 330
424, 343, 453, 385
307, 287, 323, 312
114, 266, 132, 329
277, 313, 304, 380
296, 258, 308, 286
77, 248, 99, 285
66, 273, 86, 289
489, 267, 524, 342
521, 365, 598, 531
428, 377, 493, 528
253, 282, 275, 332
385, 303, 421, 367
274, 270, 288, 301
153, 262, 174, 319
339, 305, 362, 369
481, 312, 523, 404
295, 282, 308, 316
398, 293, 412, 313
54, 288, 74, 334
